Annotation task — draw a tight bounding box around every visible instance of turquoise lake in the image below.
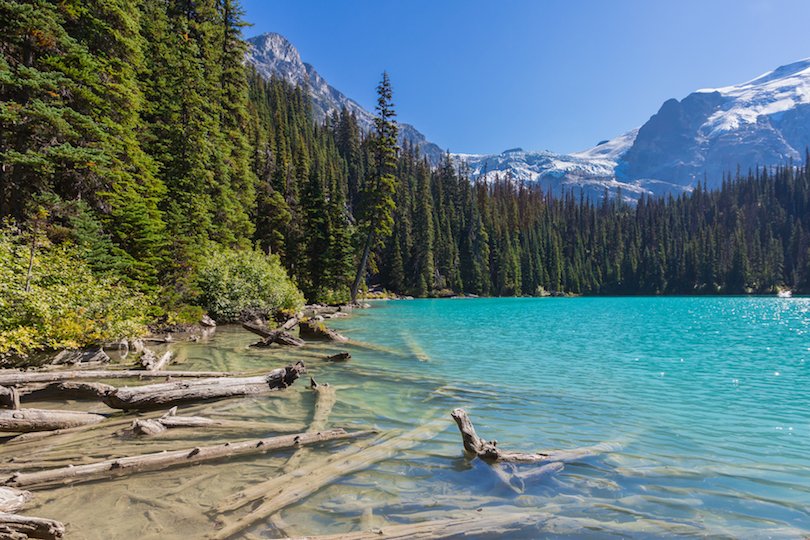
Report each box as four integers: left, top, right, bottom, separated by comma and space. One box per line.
18, 296, 810, 538
324, 297, 810, 538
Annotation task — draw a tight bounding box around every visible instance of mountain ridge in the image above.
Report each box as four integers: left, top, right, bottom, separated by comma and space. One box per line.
246, 32, 810, 199
246, 33, 444, 164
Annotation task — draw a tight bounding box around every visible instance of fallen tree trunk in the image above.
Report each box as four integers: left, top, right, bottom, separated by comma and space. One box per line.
280, 378, 336, 472
0, 370, 244, 386
282, 507, 547, 540
101, 362, 306, 411
0, 513, 65, 539
140, 349, 174, 372
131, 407, 220, 436
451, 408, 549, 463
0, 409, 106, 433
1, 427, 374, 490
451, 408, 615, 464
213, 418, 449, 539
242, 316, 298, 337
299, 320, 348, 342
249, 331, 305, 348
241, 321, 274, 339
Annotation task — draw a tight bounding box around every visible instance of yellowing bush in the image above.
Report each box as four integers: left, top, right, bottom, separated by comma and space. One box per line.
0, 226, 148, 362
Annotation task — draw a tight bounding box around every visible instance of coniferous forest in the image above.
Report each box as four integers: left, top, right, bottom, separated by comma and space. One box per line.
2, 0, 810, 358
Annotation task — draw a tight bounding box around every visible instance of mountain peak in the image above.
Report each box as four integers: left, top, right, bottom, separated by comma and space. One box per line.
245, 31, 445, 164
248, 33, 302, 65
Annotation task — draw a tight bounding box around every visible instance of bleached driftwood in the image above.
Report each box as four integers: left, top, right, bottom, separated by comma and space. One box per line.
1, 427, 374, 489
0, 409, 106, 433
243, 319, 304, 347
0, 370, 244, 386
130, 406, 224, 436
279, 378, 336, 472
451, 408, 615, 464
282, 507, 547, 540
0, 488, 32, 513
139, 349, 174, 372
101, 362, 305, 410
0, 512, 65, 539
212, 418, 449, 540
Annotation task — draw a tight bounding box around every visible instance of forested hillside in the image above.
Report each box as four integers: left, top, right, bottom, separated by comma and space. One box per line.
2, 0, 810, 359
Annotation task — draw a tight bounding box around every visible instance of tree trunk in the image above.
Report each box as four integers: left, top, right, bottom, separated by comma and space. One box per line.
350, 228, 375, 302
0, 409, 106, 433
451, 408, 615, 463
0, 513, 65, 539
213, 417, 449, 539
278, 507, 547, 540
1, 428, 374, 490
100, 363, 306, 411
0, 369, 245, 387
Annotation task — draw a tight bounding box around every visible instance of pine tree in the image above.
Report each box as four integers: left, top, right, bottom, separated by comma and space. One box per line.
350, 72, 398, 301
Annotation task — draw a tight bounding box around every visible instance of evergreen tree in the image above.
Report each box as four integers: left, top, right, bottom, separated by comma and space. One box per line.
350, 72, 398, 301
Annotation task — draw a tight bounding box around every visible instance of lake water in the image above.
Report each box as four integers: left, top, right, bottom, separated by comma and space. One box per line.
11, 297, 810, 538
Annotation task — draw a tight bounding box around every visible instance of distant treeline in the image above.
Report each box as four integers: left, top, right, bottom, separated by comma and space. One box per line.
3, 0, 810, 314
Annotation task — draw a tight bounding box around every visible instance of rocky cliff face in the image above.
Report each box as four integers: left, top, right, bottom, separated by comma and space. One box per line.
617, 59, 810, 187
246, 33, 444, 164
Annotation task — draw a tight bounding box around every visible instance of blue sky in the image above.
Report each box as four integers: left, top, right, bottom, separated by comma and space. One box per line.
241, 0, 810, 154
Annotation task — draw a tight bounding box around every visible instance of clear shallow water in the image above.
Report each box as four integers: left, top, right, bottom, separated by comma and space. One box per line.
10, 297, 810, 538
327, 297, 810, 537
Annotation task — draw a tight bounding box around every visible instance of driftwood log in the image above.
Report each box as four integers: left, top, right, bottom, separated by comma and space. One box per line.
213, 418, 449, 539
249, 332, 305, 348
97, 362, 306, 411
299, 320, 348, 342
1, 427, 374, 490
131, 406, 220, 436
243, 320, 305, 347
0, 487, 64, 539
139, 349, 174, 372
0, 488, 32, 514
0, 513, 65, 539
451, 408, 549, 463
451, 408, 614, 464
279, 378, 336, 472
0, 370, 244, 386
282, 507, 547, 540
0, 409, 106, 433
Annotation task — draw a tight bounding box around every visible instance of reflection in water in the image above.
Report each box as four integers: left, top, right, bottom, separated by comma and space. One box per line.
3, 297, 810, 538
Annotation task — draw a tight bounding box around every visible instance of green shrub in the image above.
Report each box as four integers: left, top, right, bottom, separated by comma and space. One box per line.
0, 226, 148, 362
196, 247, 304, 322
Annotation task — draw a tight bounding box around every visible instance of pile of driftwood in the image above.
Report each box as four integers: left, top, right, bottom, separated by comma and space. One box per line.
242, 314, 348, 348
0, 308, 618, 539
0, 313, 370, 538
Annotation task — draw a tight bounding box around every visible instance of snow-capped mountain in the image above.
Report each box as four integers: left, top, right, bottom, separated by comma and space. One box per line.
246, 33, 444, 164
460, 58, 810, 199
452, 129, 686, 200
618, 58, 810, 187
247, 31, 810, 199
